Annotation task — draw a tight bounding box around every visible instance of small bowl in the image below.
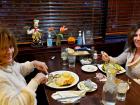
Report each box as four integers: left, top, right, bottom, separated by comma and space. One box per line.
80, 58, 92, 65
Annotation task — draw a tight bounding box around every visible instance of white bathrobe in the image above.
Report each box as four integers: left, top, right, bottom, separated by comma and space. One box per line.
0, 61, 38, 105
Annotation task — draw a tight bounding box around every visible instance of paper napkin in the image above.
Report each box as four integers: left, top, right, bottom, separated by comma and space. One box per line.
51, 90, 86, 103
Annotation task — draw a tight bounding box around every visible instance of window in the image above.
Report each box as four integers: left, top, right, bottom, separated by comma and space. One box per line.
107, 0, 140, 36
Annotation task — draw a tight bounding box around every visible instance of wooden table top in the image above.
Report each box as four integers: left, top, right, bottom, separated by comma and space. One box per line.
43, 53, 140, 105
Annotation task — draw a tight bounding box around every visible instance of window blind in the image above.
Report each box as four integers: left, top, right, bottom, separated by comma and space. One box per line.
0, 0, 106, 44
107, 0, 140, 35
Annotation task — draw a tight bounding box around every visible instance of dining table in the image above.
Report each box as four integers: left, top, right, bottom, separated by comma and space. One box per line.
43, 53, 140, 105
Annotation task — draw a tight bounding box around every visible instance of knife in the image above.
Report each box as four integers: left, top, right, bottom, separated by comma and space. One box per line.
57, 96, 81, 100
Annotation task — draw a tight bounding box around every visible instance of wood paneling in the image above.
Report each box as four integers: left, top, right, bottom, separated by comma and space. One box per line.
1, 0, 139, 42
0, 0, 106, 43
107, 0, 140, 35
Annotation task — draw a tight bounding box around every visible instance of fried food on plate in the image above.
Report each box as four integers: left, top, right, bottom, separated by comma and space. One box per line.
55, 71, 75, 86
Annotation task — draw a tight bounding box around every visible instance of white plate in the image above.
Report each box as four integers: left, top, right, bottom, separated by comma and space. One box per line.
81, 65, 98, 72
77, 80, 97, 92
45, 71, 79, 89
97, 64, 126, 74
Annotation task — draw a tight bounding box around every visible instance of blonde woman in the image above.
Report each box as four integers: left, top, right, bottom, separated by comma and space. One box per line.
0, 27, 48, 105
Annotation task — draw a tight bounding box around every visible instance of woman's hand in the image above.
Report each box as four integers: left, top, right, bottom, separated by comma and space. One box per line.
33, 73, 48, 84
32, 60, 48, 73
101, 51, 110, 63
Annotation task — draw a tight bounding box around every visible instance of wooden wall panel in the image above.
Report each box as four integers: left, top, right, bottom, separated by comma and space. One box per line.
107, 0, 140, 35
0, 0, 106, 44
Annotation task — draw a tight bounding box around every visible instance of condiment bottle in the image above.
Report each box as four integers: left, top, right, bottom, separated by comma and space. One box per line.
47, 32, 53, 47
77, 30, 83, 45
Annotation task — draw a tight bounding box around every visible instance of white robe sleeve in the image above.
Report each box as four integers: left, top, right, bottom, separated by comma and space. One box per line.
0, 77, 38, 105
19, 61, 35, 77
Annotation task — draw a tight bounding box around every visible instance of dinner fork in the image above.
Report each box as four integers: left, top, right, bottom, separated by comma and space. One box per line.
58, 99, 80, 104
57, 96, 81, 104
46, 72, 60, 84
46, 71, 54, 84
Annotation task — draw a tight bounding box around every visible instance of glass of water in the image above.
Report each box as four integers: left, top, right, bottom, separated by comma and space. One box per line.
61, 47, 68, 65
68, 54, 76, 68
116, 82, 129, 101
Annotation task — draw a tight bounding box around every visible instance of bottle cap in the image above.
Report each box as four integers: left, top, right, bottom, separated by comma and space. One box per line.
48, 32, 51, 37
79, 30, 82, 36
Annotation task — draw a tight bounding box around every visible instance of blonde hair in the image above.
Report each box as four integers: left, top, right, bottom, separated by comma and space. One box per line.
0, 27, 18, 65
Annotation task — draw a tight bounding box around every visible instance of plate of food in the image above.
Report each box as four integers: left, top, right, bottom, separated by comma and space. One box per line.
67, 48, 90, 56
80, 58, 92, 65
77, 79, 97, 92
97, 63, 126, 74
81, 65, 98, 72
46, 71, 79, 89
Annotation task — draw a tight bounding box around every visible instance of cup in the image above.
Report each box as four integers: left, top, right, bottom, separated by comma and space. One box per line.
116, 82, 129, 101
68, 54, 76, 68
61, 47, 68, 65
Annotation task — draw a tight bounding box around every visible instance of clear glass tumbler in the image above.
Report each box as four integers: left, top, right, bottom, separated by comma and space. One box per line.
61, 47, 68, 65
68, 54, 76, 68
116, 82, 129, 101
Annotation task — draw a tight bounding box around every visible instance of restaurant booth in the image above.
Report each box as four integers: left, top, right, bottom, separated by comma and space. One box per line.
1, 0, 140, 105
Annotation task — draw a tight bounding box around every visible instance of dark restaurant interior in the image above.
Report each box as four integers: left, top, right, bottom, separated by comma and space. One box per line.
1, 0, 140, 105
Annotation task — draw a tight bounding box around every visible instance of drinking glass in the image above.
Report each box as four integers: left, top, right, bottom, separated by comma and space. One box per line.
68, 54, 76, 68
61, 47, 68, 65
116, 82, 129, 101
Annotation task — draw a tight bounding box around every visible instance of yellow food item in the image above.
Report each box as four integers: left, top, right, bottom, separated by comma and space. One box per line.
74, 51, 89, 55
67, 48, 75, 54
55, 72, 75, 86
62, 71, 71, 78
102, 63, 123, 73
115, 78, 123, 85
67, 48, 89, 55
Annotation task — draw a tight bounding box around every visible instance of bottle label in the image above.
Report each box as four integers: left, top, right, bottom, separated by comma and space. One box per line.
77, 37, 82, 45
47, 39, 53, 47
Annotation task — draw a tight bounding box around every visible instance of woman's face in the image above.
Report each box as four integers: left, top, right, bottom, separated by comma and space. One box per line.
0, 47, 14, 65
134, 29, 140, 48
